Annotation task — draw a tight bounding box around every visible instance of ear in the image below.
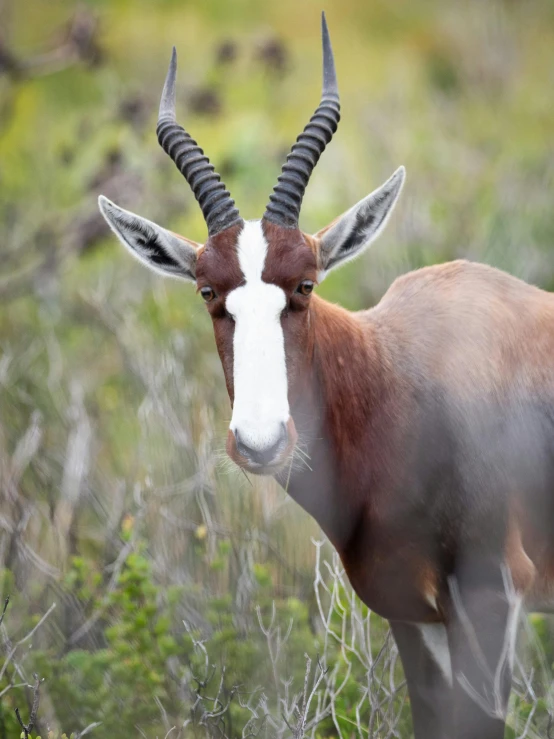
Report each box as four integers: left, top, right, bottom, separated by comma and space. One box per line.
314, 166, 405, 278
98, 196, 200, 282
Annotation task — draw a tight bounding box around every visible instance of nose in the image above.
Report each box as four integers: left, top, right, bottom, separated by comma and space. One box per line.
235, 424, 288, 467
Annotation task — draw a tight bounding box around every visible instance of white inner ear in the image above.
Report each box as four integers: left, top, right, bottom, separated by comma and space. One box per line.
316, 165, 405, 280
226, 221, 290, 452
98, 195, 199, 282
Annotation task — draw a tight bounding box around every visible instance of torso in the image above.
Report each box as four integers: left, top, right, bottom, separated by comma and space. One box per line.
286, 260, 554, 622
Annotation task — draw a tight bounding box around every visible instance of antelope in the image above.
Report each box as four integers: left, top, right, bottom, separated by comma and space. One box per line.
98, 13, 554, 739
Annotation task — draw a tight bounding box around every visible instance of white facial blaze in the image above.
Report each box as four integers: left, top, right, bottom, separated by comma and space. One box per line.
226, 221, 289, 451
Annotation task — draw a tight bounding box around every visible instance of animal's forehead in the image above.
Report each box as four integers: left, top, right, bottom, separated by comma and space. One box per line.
236, 220, 270, 282
196, 220, 317, 291
262, 220, 318, 288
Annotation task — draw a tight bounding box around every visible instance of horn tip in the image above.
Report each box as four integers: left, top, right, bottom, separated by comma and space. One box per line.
166, 45, 178, 78
321, 11, 329, 46
320, 11, 337, 98
159, 46, 178, 120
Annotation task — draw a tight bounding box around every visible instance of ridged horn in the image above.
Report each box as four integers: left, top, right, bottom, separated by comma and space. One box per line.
156, 47, 242, 236
263, 12, 340, 229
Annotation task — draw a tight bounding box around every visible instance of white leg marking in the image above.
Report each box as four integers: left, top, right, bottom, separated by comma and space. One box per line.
506, 593, 522, 671
425, 592, 438, 611
226, 221, 289, 451
417, 623, 453, 686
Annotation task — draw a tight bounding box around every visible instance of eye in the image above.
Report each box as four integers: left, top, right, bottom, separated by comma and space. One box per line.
200, 286, 216, 303
296, 280, 314, 296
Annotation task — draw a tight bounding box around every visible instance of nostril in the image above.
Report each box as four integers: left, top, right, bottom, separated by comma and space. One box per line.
234, 424, 289, 466
235, 429, 253, 460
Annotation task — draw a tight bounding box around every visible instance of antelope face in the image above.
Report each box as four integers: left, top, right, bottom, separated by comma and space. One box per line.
197, 220, 318, 472
98, 13, 405, 475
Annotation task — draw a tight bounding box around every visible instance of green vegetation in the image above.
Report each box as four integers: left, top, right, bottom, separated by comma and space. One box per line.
1, 0, 554, 735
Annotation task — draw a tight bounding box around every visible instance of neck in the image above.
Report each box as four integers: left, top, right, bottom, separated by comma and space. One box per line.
278, 295, 387, 550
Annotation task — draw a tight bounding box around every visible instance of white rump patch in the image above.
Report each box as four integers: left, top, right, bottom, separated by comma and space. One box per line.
227, 221, 289, 452
417, 623, 453, 685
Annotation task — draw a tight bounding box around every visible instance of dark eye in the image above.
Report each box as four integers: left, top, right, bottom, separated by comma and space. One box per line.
200, 286, 216, 302
297, 280, 314, 296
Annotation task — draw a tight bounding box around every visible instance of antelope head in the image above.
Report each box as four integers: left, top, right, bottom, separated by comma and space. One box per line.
98, 13, 405, 475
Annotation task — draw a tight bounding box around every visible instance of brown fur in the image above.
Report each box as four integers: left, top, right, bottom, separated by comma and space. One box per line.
194, 221, 554, 623
156, 211, 554, 737
196, 224, 244, 400
281, 258, 554, 621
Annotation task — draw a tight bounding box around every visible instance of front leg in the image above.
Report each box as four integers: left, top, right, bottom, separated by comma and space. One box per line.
446, 556, 522, 739
391, 621, 453, 739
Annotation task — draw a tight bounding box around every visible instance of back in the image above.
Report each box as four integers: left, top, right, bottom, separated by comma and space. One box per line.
371, 259, 554, 397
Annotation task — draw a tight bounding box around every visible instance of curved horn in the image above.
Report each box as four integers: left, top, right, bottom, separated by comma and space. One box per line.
263, 12, 340, 229
156, 48, 242, 236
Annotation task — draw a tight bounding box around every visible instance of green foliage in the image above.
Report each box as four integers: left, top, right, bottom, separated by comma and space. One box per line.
29, 547, 183, 736
0, 533, 410, 737
16, 537, 304, 736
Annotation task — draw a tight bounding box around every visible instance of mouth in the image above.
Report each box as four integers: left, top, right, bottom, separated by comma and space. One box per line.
226, 420, 298, 476
235, 457, 291, 476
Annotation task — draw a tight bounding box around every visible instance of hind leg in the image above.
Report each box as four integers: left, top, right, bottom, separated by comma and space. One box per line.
446, 555, 522, 739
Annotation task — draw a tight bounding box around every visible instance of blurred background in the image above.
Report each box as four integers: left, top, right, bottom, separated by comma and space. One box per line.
1, 0, 554, 736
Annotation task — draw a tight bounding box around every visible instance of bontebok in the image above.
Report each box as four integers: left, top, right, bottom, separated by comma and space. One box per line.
99, 13, 554, 739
